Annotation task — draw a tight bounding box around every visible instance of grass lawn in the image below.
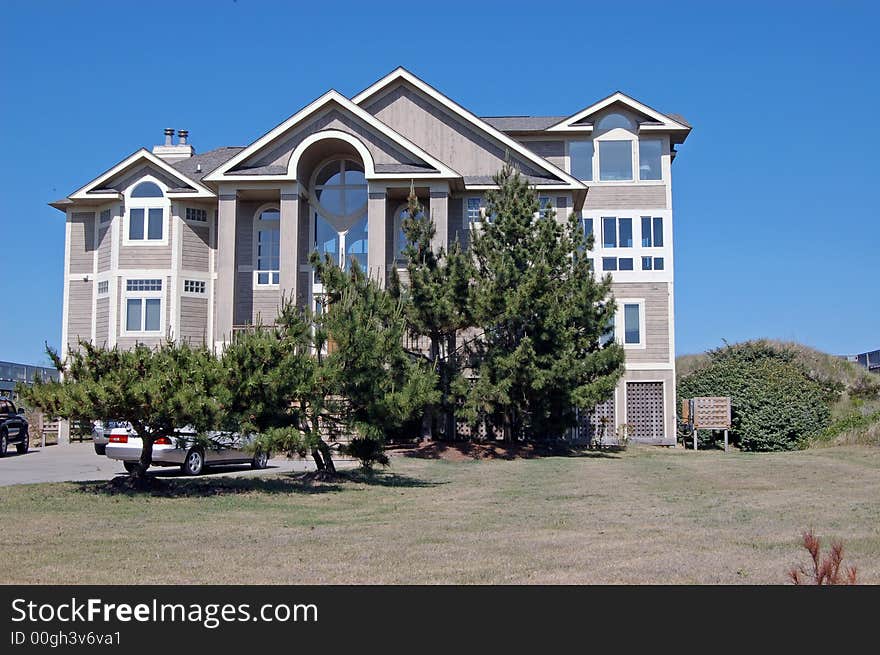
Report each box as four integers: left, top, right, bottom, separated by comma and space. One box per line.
1, 445, 878, 584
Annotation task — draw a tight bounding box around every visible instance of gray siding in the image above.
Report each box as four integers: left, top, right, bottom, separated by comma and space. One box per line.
181, 221, 210, 271
119, 212, 173, 269
179, 296, 208, 344
584, 185, 667, 209
242, 107, 427, 171
612, 281, 670, 364
69, 212, 95, 274
67, 279, 92, 350
523, 140, 565, 169
252, 288, 280, 325
96, 223, 112, 272
95, 297, 110, 347
363, 82, 549, 179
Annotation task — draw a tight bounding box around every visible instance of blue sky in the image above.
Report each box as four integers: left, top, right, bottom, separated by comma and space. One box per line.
1, 0, 877, 365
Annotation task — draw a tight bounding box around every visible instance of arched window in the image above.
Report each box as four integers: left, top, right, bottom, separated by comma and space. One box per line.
310, 157, 368, 271
596, 112, 636, 132
125, 177, 167, 244
131, 181, 164, 198
253, 207, 280, 286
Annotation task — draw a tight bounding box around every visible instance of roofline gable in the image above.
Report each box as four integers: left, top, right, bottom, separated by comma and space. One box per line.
352, 67, 586, 190
68, 148, 215, 200
204, 90, 459, 182
546, 91, 691, 132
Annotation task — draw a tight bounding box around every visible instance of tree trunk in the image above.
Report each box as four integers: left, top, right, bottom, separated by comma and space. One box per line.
443, 332, 457, 441
134, 423, 152, 478
318, 440, 336, 474
310, 448, 325, 471
422, 333, 441, 442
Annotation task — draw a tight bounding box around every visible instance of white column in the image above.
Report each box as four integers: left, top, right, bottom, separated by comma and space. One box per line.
215, 187, 238, 347
429, 186, 449, 253
280, 182, 299, 309
367, 183, 386, 287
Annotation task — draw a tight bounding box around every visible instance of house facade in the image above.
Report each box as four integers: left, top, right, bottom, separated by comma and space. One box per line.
51, 68, 690, 444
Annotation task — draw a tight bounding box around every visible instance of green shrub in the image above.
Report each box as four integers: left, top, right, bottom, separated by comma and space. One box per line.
344, 437, 390, 471
678, 341, 831, 451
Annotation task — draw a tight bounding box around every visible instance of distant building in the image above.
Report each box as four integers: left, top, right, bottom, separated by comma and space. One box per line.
0, 361, 60, 400
844, 350, 880, 375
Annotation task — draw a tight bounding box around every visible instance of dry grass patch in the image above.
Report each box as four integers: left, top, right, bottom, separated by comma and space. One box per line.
1, 445, 878, 584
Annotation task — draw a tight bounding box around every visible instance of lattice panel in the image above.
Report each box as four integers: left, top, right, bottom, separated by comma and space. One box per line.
626, 382, 664, 441
575, 396, 616, 444
692, 396, 731, 429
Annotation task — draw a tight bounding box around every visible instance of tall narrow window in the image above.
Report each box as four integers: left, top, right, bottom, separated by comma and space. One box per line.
255, 208, 280, 286
581, 217, 594, 248
466, 197, 481, 224
641, 216, 664, 247
599, 140, 633, 181
624, 303, 641, 345
346, 215, 368, 271
537, 196, 552, 219
603, 217, 632, 248
569, 140, 594, 180
127, 180, 165, 243
639, 139, 662, 180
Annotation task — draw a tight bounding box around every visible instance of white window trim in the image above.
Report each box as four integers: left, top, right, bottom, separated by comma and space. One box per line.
601, 216, 634, 249
597, 137, 635, 183
121, 278, 165, 337
252, 203, 280, 289
638, 138, 664, 182
96, 279, 110, 296
182, 278, 208, 297
123, 175, 169, 247
184, 206, 209, 225
640, 215, 665, 249
566, 139, 595, 182
617, 298, 646, 350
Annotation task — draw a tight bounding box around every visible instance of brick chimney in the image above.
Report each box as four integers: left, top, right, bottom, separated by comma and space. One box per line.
152, 128, 194, 162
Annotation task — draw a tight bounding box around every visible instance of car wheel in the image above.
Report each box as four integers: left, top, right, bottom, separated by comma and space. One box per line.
16, 428, 28, 454
181, 448, 204, 476
94, 444, 106, 455
0, 431, 7, 457
123, 461, 147, 475
251, 449, 269, 470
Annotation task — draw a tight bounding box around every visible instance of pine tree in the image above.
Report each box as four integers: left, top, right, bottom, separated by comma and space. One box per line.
391, 186, 475, 441
466, 163, 625, 441
22, 339, 224, 479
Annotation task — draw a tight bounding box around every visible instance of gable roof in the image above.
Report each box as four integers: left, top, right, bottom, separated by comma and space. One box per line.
352, 67, 587, 190
204, 90, 459, 182
545, 91, 691, 133
171, 146, 244, 182
67, 148, 216, 201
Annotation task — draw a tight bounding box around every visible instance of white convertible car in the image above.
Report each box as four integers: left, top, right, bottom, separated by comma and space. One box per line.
104, 425, 269, 475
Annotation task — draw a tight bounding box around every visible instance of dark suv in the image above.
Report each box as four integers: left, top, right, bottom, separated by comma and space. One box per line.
0, 398, 29, 456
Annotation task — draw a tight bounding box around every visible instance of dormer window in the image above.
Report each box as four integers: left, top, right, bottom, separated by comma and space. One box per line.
596, 112, 636, 132
639, 139, 662, 181
598, 141, 633, 181
125, 178, 167, 245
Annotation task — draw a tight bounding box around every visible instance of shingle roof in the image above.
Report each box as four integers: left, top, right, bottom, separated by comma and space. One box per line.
375, 163, 438, 174
171, 146, 245, 181
464, 174, 565, 186
480, 116, 568, 132
227, 164, 287, 176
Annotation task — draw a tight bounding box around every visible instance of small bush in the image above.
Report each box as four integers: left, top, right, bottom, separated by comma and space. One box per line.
678, 341, 831, 451
344, 437, 390, 471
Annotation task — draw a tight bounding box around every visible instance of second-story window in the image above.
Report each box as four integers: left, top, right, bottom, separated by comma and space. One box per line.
124, 278, 163, 334
581, 217, 594, 248
641, 216, 664, 247
602, 217, 633, 248
639, 139, 663, 180
598, 141, 633, 181
466, 197, 482, 224
537, 196, 553, 219
254, 208, 280, 286
569, 140, 594, 181
127, 180, 166, 244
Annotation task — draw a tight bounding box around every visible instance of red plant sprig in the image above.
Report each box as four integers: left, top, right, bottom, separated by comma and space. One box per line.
788, 529, 858, 585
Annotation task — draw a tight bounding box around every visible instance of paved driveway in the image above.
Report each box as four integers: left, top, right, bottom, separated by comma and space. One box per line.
0, 442, 347, 486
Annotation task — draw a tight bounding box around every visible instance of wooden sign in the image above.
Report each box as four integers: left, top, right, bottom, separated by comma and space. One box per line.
692, 396, 731, 430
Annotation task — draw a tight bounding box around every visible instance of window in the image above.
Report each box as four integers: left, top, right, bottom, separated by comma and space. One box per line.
255, 208, 280, 286
99, 209, 111, 224
126, 279, 162, 292
641, 216, 664, 247
639, 139, 662, 180
466, 197, 482, 224
537, 196, 552, 219
183, 280, 206, 294
124, 279, 163, 333
596, 112, 636, 132
97, 280, 109, 295
602, 217, 632, 248
581, 218, 594, 248
642, 256, 664, 270
310, 158, 368, 271
185, 207, 208, 222
395, 204, 425, 262
570, 140, 593, 180
600, 313, 615, 346
602, 257, 633, 271
623, 303, 641, 345
599, 140, 633, 181
126, 179, 166, 244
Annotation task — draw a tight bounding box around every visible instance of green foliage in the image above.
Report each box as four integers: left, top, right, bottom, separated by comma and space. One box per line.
464, 163, 625, 441
343, 437, 390, 471
20, 339, 224, 474
391, 186, 475, 440
677, 340, 831, 451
